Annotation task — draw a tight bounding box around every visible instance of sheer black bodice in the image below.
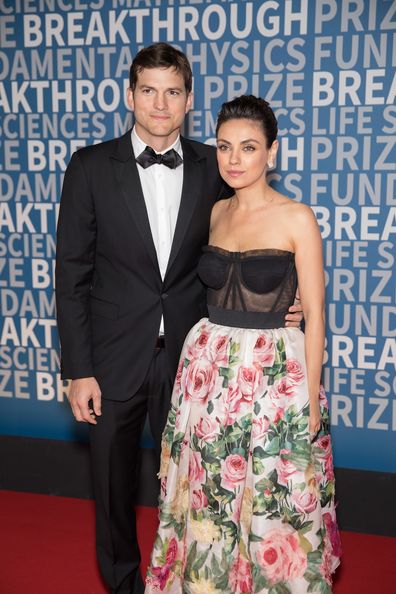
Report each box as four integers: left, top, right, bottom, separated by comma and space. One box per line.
198, 246, 298, 329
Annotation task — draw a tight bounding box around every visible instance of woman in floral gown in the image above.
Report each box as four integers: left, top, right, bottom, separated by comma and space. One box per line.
145, 95, 341, 594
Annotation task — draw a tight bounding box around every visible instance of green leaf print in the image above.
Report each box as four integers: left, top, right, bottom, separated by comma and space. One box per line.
269, 583, 292, 594
299, 520, 314, 534
215, 571, 232, 592
253, 445, 266, 459
170, 432, 185, 465
320, 582, 333, 594
253, 456, 265, 475
219, 366, 235, 388
191, 432, 199, 451
230, 340, 240, 356
306, 550, 323, 564
202, 457, 221, 475
264, 364, 284, 381
184, 541, 198, 580
192, 548, 210, 572
211, 554, 222, 577
253, 492, 280, 516
264, 435, 280, 456
203, 440, 227, 462
162, 409, 176, 445
225, 424, 243, 444
308, 574, 329, 593
276, 337, 286, 357
253, 493, 268, 515
255, 477, 273, 492
207, 399, 214, 414
321, 483, 335, 507
252, 566, 269, 593
289, 440, 311, 469
298, 532, 313, 553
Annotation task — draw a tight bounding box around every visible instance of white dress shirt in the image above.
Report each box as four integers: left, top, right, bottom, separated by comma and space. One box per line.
131, 127, 183, 334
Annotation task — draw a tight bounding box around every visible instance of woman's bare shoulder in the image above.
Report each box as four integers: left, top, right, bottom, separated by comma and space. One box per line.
211, 197, 233, 222
281, 197, 317, 223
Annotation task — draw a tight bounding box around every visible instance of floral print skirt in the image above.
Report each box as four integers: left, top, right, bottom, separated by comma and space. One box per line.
145, 319, 341, 594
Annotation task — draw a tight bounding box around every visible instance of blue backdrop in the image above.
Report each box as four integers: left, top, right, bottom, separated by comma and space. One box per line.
0, 0, 395, 472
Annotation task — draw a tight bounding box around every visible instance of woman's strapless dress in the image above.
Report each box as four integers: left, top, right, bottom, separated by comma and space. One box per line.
145, 247, 340, 594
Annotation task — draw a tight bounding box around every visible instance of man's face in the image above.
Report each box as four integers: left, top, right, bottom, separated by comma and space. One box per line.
127, 67, 193, 150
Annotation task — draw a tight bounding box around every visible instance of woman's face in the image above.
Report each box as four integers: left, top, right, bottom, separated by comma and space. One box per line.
216, 118, 278, 190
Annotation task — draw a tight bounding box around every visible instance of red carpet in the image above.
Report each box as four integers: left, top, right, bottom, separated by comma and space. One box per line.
0, 490, 394, 594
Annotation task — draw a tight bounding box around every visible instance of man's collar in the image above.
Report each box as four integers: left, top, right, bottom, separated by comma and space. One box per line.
131, 126, 183, 158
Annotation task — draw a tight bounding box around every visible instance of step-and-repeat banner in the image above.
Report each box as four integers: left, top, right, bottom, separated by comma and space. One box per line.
0, 1, 395, 472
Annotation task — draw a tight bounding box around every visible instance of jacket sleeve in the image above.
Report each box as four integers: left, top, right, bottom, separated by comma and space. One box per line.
55, 151, 97, 380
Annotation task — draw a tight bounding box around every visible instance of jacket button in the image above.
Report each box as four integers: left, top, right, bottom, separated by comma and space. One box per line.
161, 293, 168, 300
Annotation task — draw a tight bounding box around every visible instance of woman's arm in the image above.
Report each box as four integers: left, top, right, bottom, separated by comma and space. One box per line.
291, 204, 325, 436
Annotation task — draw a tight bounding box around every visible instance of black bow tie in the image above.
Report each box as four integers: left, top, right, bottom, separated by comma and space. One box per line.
135, 146, 183, 169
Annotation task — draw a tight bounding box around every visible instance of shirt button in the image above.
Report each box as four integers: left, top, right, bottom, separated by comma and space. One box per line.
161, 293, 168, 300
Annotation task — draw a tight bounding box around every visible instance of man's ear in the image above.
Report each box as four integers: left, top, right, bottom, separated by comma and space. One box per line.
127, 88, 134, 112
185, 91, 193, 114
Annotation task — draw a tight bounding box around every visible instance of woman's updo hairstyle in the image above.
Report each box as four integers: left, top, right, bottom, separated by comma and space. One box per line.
216, 95, 278, 149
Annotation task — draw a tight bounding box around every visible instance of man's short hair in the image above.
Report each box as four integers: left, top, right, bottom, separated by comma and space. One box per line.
129, 42, 192, 94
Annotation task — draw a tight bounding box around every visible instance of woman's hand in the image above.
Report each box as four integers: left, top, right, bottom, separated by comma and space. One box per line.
309, 398, 321, 440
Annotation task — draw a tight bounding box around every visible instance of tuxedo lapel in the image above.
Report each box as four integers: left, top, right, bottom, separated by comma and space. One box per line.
165, 138, 205, 276
110, 132, 160, 272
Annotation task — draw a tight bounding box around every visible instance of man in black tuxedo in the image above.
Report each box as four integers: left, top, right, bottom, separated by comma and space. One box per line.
56, 43, 301, 594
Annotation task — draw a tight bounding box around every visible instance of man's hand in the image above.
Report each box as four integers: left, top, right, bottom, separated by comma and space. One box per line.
68, 377, 102, 425
285, 289, 303, 328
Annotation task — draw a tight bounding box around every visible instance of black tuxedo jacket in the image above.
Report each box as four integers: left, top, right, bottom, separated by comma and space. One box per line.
56, 131, 230, 401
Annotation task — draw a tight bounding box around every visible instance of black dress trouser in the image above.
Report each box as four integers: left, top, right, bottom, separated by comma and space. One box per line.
89, 344, 173, 594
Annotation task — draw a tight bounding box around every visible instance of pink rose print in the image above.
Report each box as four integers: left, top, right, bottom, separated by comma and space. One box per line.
290, 490, 318, 514
147, 565, 172, 591
186, 330, 209, 359
209, 334, 229, 365
194, 417, 218, 442
316, 435, 335, 481
189, 451, 205, 483
252, 416, 270, 440
147, 537, 178, 590
221, 454, 247, 491
165, 537, 178, 566
191, 489, 208, 510
160, 477, 167, 498
285, 358, 305, 384
174, 360, 184, 390
323, 512, 342, 558
319, 385, 329, 408
276, 449, 299, 486
269, 377, 295, 407
256, 525, 307, 584
253, 334, 275, 367
316, 435, 331, 455
182, 357, 216, 403
237, 366, 260, 400
224, 384, 244, 426
273, 407, 285, 423
229, 555, 253, 593
320, 541, 334, 585
174, 408, 181, 431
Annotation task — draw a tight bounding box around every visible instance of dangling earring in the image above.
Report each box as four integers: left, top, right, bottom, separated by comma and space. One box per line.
267, 161, 273, 169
